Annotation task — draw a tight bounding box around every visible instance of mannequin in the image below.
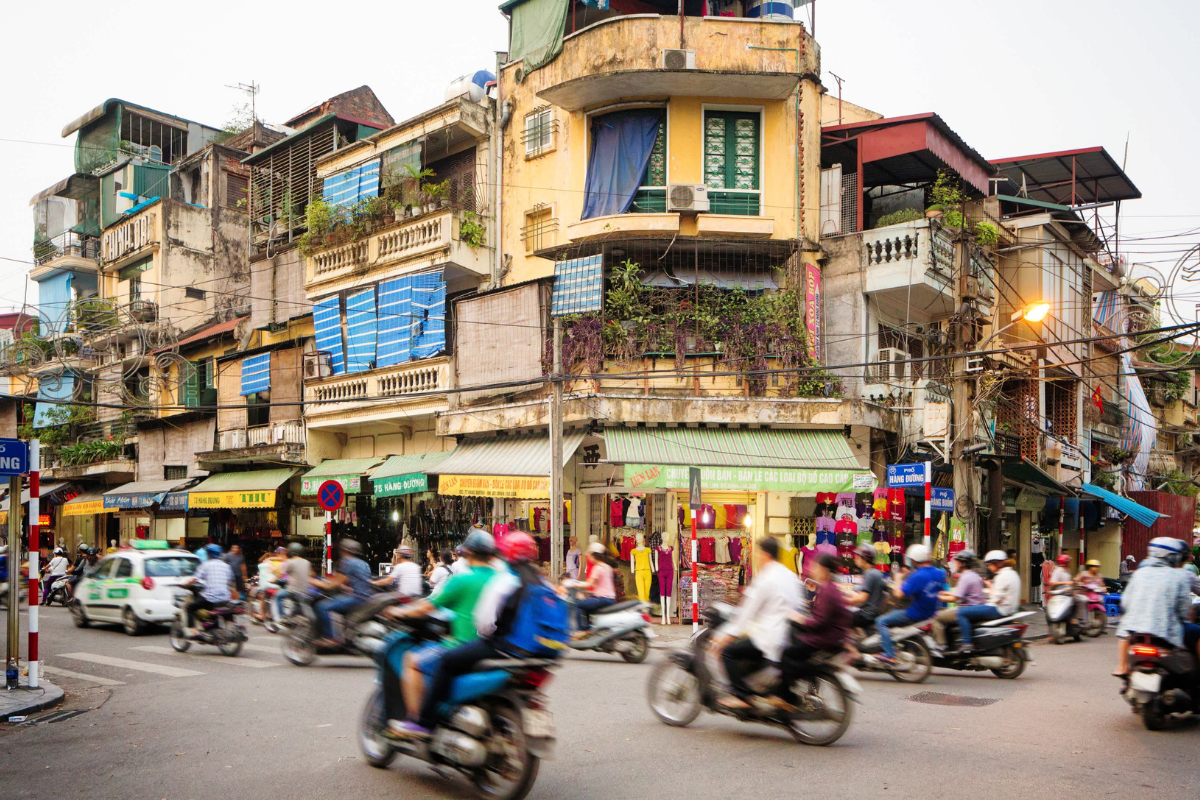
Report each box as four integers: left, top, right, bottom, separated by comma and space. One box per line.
657, 542, 674, 624
565, 536, 581, 581
776, 536, 800, 575
631, 532, 655, 602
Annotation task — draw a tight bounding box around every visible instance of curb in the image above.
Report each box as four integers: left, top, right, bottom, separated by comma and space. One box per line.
1, 679, 65, 721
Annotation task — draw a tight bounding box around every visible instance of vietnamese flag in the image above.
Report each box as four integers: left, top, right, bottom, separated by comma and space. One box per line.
1091, 386, 1104, 412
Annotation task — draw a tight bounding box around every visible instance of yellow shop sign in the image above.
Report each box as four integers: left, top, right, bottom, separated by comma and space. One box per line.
437, 475, 550, 499
189, 490, 277, 509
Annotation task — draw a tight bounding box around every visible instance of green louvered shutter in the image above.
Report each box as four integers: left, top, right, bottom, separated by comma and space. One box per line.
703, 111, 760, 216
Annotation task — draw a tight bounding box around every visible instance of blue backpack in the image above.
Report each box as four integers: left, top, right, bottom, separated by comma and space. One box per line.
498, 581, 571, 658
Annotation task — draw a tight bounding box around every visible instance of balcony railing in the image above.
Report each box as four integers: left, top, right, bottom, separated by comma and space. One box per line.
306, 358, 450, 415
246, 419, 306, 447
306, 209, 489, 289
34, 231, 100, 267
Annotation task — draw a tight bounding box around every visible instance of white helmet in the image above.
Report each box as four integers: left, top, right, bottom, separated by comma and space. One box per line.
905, 544, 931, 564
1148, 537, 1187, 566
983, 550, 1008, 563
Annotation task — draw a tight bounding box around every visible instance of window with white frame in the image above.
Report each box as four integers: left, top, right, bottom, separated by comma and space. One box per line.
524, 108, 556, 157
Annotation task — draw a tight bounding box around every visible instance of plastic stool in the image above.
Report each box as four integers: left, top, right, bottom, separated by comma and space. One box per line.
1104, 594, 1122, 618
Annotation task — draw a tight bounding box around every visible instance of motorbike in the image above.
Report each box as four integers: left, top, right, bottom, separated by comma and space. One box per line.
1046, 586, 1087, 644
1120, 632, 1200, 730
1082, 586, 1108, 638
0, 550, 28, 609
282, 587, 398, 666
565, 589, 654, 663
924, 610, 1034, 679
647, 602, 861, 746
169, 586, 249, 657
45, 574, 72, 607
851, 622, 934, 683
359, 613, 559, 800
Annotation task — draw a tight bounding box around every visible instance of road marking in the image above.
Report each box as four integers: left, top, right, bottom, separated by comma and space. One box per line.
131, 645, 278, 668
58, 652, 204, 678
40, 665, 126, 686
240, 643, 282, 654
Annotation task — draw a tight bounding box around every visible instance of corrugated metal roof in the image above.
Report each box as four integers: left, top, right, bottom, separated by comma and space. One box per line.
427, 433, 586, 477
0, 483, 70, 511
603, 427, 865, 470
302, 458, 385, 479
188, 469, 298, 493
104, 479, 192, 497
1081, 483, 1162, 529
372, 451, 456, 480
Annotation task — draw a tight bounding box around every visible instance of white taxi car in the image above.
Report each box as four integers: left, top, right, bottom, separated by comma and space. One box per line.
71, 541, 200, 635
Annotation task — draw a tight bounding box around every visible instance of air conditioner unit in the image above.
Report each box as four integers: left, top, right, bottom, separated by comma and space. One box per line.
220, 429, 248, 450
666, 184, 710, 214
660, 49, 697, 70
304, 353, 333, 380
868, 348, 908, 383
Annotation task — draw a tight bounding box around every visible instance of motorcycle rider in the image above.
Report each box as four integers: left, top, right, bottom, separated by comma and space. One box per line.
181, 543, 236, 634
777, 552, 851, 709
1076, 559, 1106, 591
1114, 537, 1200, 677
842, 543, 886, 632
955, 550, 1022, 653
711, 537, 802, 711
42, 547, 70, 603
570, 542, 617, 634
378, 544, 422, 598
383, 529, 499, 738
275, 542, 312, 620
874, 544, 943, 667
66, 546, 100, 600
309, 538, 373, 648
931, 550, 986, 648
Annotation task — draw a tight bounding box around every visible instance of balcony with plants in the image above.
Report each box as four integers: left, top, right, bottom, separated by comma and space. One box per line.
21, 399, 137, 481
301, 164, 490, 291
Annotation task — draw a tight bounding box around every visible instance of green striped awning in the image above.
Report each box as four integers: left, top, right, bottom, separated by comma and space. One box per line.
300, 457, 385, 496
426, 432, 586, 477
372, 451, 456, 498
605, 427, 875, 494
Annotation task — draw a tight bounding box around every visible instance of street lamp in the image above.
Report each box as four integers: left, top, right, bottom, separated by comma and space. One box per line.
978, 301, 1051, 352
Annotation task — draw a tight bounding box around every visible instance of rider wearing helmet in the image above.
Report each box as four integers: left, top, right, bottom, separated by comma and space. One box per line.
1048, 553, 1075, 590
873, 544, 945, 665
385, 529, 500, 738
955, 550, 1022, 654
376, 544, 422, 598
1115, 537, 1200, 677
1076, 559, 1106, 592
842, 543, 887, 631
309, 538, 374, 647
930, 550, 986, 647
181, 544, 236, 634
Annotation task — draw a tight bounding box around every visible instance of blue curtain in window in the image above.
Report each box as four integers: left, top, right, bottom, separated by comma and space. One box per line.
37, 272, 73, 335
376, 277, 413, 368
410, 271, 447, 361
34, 374, 75, 428
313, 296, 345, 375
322, 160, 381, 210
581, 112, 662, 220
240, 353, 271, 396
345, 287, 378, 373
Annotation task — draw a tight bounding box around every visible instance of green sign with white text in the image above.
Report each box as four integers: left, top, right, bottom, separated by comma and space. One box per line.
623, 464, 874, 494
373, 472, 430, 497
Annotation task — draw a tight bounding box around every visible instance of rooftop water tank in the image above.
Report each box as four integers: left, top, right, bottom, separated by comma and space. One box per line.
445, 70, 496, 103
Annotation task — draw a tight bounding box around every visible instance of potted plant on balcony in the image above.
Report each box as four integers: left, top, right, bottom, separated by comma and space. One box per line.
400, 163, 434, 218
365, 194, 394, 226
300, 199, 338, 254
421, 179, 451, 213
925, 169, 965, 221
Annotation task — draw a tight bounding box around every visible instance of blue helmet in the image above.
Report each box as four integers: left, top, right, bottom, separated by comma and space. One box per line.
1148, 537, 1187, 566
205, 543, 224, 558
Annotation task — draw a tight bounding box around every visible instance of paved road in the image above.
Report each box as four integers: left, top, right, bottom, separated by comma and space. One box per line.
2, 606, 1199, 800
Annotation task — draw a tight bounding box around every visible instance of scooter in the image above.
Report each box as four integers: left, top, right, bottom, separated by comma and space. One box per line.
282, 588, 399, 666
646, 602, 861, 747
564, 587, 654, 663
360, 612, 559, 800
924, 610, 1035, 679
168, 586, 249, 657
1083, 586, 1108, 638
851, 623, 934, 683
45, 574, 72, 607
1120, 632, 1200, 730
1045, 586, 1087, 644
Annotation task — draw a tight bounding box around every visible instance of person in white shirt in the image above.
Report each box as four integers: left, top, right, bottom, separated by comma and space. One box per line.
42, 548, 70, 603
449, 544, 471, 576
380, 545, 423, 597
711, 537, 802, 709
428, 548, 453, 591
955, 550, 1022, 652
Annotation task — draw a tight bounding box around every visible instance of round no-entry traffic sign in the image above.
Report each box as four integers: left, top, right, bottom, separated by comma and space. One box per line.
317, 480, 345, 511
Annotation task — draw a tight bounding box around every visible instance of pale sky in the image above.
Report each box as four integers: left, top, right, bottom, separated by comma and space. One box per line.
1, 0, 1196, 319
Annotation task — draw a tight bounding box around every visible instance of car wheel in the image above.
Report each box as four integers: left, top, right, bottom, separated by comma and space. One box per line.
122, 607, 144, 636
71, 599, 90, 628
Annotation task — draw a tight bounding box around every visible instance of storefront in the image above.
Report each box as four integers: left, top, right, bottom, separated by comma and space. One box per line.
187, 468, 298, 561
300, 458, 388, 566
59, 491, 112, 551
0, 483, 78, 550
103, 478, 196, 545
600, 427, 875, 623
370, 451, 455, 566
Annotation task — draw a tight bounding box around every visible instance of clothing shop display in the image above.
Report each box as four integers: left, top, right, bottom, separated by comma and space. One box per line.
799, 544, 817, 577
714, 535, 732, 564
681, 564, 741, 622
626, 498, 643, 528
610, 499, 624, 528
657, 546, 675, 598
619, 535, 637, 560
778, 544, 799, 574
698, 537, 716, 563
632, 546, 654, 601
647, 530, 662, 549
724, 504, 738, 530
727, 538, 743, 565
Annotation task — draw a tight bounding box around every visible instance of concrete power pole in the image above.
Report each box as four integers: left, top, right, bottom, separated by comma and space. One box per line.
952, 234, 979, 552
550, 318, 564, 581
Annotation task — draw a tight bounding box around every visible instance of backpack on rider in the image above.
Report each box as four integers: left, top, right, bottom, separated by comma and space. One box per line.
491, 532, 571, 658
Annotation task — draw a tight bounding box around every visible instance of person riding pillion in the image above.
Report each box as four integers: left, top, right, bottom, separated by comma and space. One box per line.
309, 538, 374, 647
181, 543, 237, 634
954, 550, 1022, 653
874, 544, 944, 666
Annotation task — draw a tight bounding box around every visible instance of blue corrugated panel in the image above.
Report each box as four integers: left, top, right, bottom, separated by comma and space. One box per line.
240, 352, 272, 396
322, 160, 381, 210
313, 296, 346, 375
37, 272, 74, 334
345, 287, 378, 373
376, 276, 413, 368
410, 271, 447, 360
34, 374, 76, 428
552, 254, 604, 316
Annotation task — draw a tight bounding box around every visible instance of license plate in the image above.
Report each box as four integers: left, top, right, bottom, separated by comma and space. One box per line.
523, 709, 555, 738
1130, 672, 1161, 693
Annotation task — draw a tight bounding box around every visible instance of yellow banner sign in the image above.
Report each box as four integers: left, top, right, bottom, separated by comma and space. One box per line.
63, 500, 106, 517
437, 475, 550, 499
189, 490, 277, 509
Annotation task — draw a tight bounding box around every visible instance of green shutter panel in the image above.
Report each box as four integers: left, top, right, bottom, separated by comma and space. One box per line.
200, 359, 217, 408
183, 362, 199, 408
704, 111, 760, 216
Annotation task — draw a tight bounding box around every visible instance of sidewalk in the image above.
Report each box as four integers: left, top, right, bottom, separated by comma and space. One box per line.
1, 676, 64, 722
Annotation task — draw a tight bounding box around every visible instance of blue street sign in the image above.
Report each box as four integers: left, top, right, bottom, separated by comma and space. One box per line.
0, 438, 29, 476
886, 463, 926, 488
931, 487, 955, 512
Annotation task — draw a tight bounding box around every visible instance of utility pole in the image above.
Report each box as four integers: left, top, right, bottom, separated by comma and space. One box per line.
550, 318, 564, 581
952, 230, 979, 552
6, 474, 22, 689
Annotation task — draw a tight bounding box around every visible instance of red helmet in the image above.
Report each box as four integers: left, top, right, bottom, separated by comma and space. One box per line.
1056, 554, 1071, 567
499, 531, 538, 563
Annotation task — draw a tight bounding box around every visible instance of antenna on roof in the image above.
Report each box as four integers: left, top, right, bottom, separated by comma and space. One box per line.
225, 80, 261, 128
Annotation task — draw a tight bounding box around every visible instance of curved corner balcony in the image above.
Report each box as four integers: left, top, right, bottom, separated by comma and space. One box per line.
521, 15, 817, 112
